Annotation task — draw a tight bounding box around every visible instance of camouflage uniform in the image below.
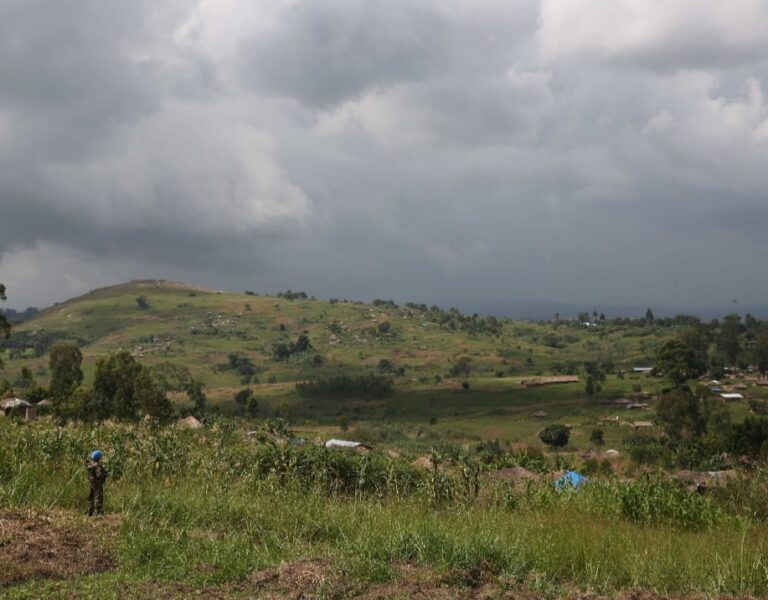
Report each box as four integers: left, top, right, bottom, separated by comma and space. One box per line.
87, 460, 108, 516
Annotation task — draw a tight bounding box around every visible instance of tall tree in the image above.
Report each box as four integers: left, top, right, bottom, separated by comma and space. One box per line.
717, 314, 744, 365
677, 323, 711, 374
0, 283, 9, 339
753, 325, 768, 376
655, 339, 705, 388
49, 343, 83, 405
583, 361, 606, 400
186, 380, 207, 418
656, 389, 705, 441
0, 284, 9, 369
135, 370, 175, 422
92, 351, 144, 421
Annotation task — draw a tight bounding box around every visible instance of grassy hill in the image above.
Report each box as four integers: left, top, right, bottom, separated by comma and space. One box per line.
0, 279, 686, 448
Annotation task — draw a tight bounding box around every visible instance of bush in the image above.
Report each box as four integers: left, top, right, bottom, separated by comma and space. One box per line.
589, 428, 604, 445
539, 424, 570, 449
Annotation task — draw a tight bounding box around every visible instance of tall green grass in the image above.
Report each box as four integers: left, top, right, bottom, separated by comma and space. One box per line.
2, 419, 768, 596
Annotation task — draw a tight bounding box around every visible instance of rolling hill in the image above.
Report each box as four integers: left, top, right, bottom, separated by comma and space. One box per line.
1, 279, 678, 446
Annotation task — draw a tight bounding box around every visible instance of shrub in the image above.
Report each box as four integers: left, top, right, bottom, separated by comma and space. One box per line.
539, 424, 570, 449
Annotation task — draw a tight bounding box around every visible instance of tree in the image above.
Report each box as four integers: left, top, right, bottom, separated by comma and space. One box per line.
187, 380, 207, 418
717, 314, 744, 365
645, 308, 655, 321
234, 388, 254, 407
677, 323, 711, 374
727, 416, 768, 457
0, 283, 10, 343
585, 376, 595, 397
92, 351, 144, 421
135, 370, 175, 422
136, 296, 150, 310
753, 325, 768, 375
14, 366, 35, 394
656, 389, 704, 441
450, 356, 472, 377
246, 394, 258, 418
234, 387, 258, 417
49, 343, 83, 406
292, 333, 312, 353
654, 339, 705, 388
589, 428, 604, 445
148, 362, 193, 392
273, 334, 312, 360
377, 359, 393, 374
583, 362, 606, 399
56, 386, 92, 422
539, 424, 570, 450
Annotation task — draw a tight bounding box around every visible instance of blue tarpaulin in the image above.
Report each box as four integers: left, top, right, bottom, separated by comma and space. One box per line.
554, 470, 588, 491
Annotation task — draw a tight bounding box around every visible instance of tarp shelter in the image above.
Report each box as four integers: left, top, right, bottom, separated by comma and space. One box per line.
554, 470, 588, 491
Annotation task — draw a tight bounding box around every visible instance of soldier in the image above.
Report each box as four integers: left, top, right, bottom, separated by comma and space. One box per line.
87, 450, 108, 516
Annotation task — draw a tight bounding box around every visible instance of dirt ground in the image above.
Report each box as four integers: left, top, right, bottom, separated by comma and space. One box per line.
0, 508, 116, 587
0, 510, 757, 599
122, 561, 758, 600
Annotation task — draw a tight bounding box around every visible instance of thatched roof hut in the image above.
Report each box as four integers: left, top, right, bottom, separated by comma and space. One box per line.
176, 415, 202, 429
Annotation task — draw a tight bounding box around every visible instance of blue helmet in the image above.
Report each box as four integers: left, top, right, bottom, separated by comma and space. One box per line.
91, 450, 103, 461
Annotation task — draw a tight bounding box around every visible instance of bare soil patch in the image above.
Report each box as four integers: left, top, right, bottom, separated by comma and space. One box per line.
0, 509, 116, 587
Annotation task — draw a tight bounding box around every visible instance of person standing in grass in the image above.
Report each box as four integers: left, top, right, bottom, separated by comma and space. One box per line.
87, 450, 108, 516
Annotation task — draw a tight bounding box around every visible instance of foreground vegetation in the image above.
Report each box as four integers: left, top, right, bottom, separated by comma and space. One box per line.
2, 419, 768, 598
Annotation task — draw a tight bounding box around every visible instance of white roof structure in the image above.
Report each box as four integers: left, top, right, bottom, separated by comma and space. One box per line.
324, 439, 363, 449
720, 393, 744, 400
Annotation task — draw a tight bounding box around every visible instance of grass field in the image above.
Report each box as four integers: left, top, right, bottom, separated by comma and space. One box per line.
2, 420, 768, 599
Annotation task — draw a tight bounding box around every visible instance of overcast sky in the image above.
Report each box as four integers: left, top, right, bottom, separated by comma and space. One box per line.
2, 0, 768, 312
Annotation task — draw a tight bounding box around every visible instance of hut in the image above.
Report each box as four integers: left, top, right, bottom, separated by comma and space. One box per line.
521, 376, 579, 388
1, 398, 36, 421
176, 415, 202, 429
632, 421, 653, 430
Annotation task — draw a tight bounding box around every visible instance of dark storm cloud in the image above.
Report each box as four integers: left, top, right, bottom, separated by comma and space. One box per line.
2, 0, 768, 310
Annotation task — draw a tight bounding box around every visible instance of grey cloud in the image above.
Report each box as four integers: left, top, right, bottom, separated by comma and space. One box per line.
2, 0, 768, 312
537, 1, 768, 71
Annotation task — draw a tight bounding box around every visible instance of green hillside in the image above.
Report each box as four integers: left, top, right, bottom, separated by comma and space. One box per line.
1, 280, 681, 447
